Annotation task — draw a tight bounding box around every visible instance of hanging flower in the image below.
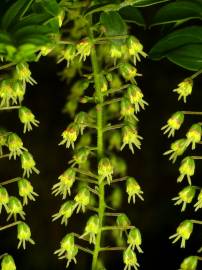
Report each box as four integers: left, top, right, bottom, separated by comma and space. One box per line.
173, 78, 193, 103
7, 196, 25, 221
172, 186, 196, 211
127, 228, 143, 253
161, 111, 184, 137
14, 63, 37, 85
18, 178, 38, 205
119, 63, 141, 81
18, 106, 39, 133
123, 248, 139, 270
76, 38, 92, 61
163, 139, 188, 163
0, 186, 9, 213
126, 36, 147, 65
52, 200, 75, 226
186, 123, 202, 150
177, 157, 195, 185
121, 126, 143, 153
179, 256, 198, 270
54, 233, 75, 256
59, 123, 79, 149
1, 255, 16, 270
81, 215, 99, 244
21, 151, 40, 178
98, 157, 113, 184
17, 222, 35, 249
74, 187, 90, 213
127, 84, 148, 113
0, 79, 16, 107
126, 177, 144, 204
7, 133, 27, 160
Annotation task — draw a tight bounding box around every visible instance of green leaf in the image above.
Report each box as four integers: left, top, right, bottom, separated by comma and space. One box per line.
13, 25, 54, 40
32, 0, 60, 16
100, 11, 127, 36
1, 0, 34, 30
167, 44, 202, 71
128, 0, 170, 7
119, 6, 145, 27
151, 1, 202, 27
149, 26, 202, 60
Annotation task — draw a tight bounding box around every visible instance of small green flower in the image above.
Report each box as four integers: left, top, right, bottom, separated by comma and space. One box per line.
169, 220, 193, 248
98, 75, 108, 93
110, 155, 127, 176
13, 80, 26, 103
161, 111, 184, 137
180, 256, 198, 270
52, 200, 75, 226
76, 38, 92, 61
109, 131, 122, 151
186, 123, 202, 150
173, 78, 193, 103
18, 106, 39, 133
126, 36, 147, 65
116, 214, 131, 238
0, 79, 16, 107
121, 126, 143, 153
119, 63, 141, 81
126, 177, 144, 204
70, 147, 91, 167
120, 98, 138, 121
18, 178, 38, 205
0, 128, 8, 155
194, 189, 202, 211
14, 63, 36, 85
127, 228, 143, 253
17, 222, 35, 249
63, 245, 78, 268
82, 215, 99, 244
74, 112, 90, 135
52, 168, 76, 199
177, 157, 195, 185
7, 133, 27, 159
123, 248, 139, 270
164, 139, 188, 163
58, 44, 76, 66
109, 43, 123, 60
21, 151, 39, 178
59, 124, 79, 149
7, 196, 25, 221
127, 84, 148, 113
0, 186, 9, 213
172, 186, 196, 212
1, 255, 16, 270
55, 233, 75, 256
74, 187, 90, 213
98, 158, 113, 185
110, 186, 123, 209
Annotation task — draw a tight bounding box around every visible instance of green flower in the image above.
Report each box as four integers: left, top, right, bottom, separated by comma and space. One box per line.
169, 220, 193, 248
7, 196, 25, 221
126, 36, 147, 65
74, 112, 90, 135
172, 186, 196, 212
74, 187, 90, 213
123, 248, 139, 270
52, 200, 75, 225
76, 38, 91, 61
58, 44, 76, 66
121, 126, 143, 153
177, 157, 195, 185
13, 80, 26, 103
116, 214, 131, 238
163, 139, 188, 163
18, 178, 38, 205
14, 63, 36, 85
7, 133, 27, 160
98, 158, 113, 185
119, 63, 141, 81
54, 233, 75, 256
63, 245, 78, 268
127, 228, 143, 253
21, 151, 40, 178
194, 189, 202, 211
82, 215, 99, 244
59, 124, 79, 149
173, 78, 193, 103
18, 106, 39, 133
52, 168, 76, 199
127, 84, 148, 113
70, 147, 91, 167
1, 255, 16, 270
161, 111, 184, 137
126, 177, 144, 204
180, 256, 198, 270
0, 79, 16, 107
17, 222, 35, 249
109, 43, 123, 60
0, 128, 8, 155
0, 186, 9, 213
120, 98, 138, 121
186, 123, 202, 150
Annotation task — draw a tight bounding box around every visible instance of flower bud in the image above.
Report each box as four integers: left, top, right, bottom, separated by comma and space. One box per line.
59, 124, 79, 149
18, 106, 39, 133
173, 186, 196, 211
120, 98, 137, 120
14, 63, 36, 85
71, 147, 90, 166
161, 111, 184, 137
127, 228, 143, 253
121, 126, 142, 153
186, 123, 201, 150
52, 168, 76, 199
116, 214, 131, 228
169, 220, 193, 248
173, 78, 193, 103
83, 215, 99, 244
109, 43, 123, 59
0, 186, 9, 213
126, 177, 144, 204
74, 187, 90, 213
119, 63, 139, 81
1, 255, 16, 270
21, 151, 39, 178
123, 248, 139, 270
127, 84, 148, 113
17, 222, 35, 249
7, 196, 25, 221
180, 256, 198, 270
99, 75, 108, 93
55, 233, 75, 256
52, 200, 75, 226
126, 35, 147, 65
177, 157, 195, 185
74, 112, 89, 134
76, 38, 91, 61
13, 80, 26, 103
58, 44, 76, 65
7, 133, 26, 159
164, 139, 188, 163
98, 158, 113, 184
18, 178, 38, 205
0, 79, 15, 107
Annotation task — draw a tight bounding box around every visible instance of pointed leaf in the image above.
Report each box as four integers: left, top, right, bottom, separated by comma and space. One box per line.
119, 6, 145, 27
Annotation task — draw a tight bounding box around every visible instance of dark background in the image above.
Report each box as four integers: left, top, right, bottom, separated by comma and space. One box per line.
1, 18, 202, 270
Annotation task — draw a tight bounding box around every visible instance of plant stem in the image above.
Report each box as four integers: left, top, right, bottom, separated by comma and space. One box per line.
100, 246, 126, 252
101, 226, 135, 231
0, 177, 20, 186
191, 156, 202, 160
182, 111, 202, 116
0, 253, 8, 260
76, 244, 93, 255
0, 106, 21, 111
89, 24, 105, 270
191, 219, 202, 225
0, 154, 9, 159
0, 221, 20, 231
190, 69, 202, 79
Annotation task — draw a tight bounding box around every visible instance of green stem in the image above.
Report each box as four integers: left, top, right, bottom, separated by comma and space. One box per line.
101, 226, 135, 231
190, 69, 202, 79
0, 221, 20, 231
0, 177, 20, 186
0, 106, 21, 111
0, 253, 8, 260
100, 247, 126, 252
76, 245, 93, 255
0, 154, 9, 159
182, 111, 202, 115
0, 63, 14, 70
191, 156, 202, 160
191, 220, 202, 225
89, 24, 105, 270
